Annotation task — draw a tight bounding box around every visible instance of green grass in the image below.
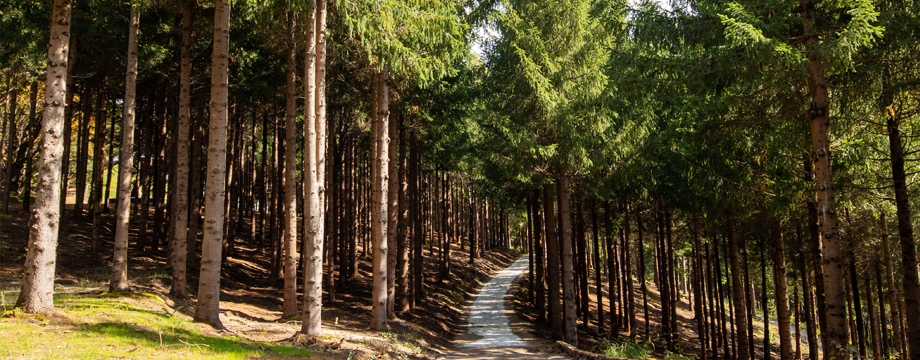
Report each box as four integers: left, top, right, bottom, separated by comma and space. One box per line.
0, 292, 314, 359
598, 338, 654, 360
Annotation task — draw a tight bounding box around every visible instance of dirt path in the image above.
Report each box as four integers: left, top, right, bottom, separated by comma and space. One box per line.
439, 256, 569, 360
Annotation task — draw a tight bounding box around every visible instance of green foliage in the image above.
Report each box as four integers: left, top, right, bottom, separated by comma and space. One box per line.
598, 338, 653, 359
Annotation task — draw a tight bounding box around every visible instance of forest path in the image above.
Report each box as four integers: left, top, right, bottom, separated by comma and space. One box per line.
439, 256, 570, 360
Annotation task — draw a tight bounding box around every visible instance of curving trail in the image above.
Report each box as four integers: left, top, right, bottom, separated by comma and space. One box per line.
439, 256, 570, 360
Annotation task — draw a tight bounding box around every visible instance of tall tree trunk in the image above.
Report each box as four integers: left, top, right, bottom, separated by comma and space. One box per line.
635, 204, 649, 340
625, 203, 635, 339
692, 220, 707, 360
397, 119, 409, 312
186, 113, 203, 271
194, 0, 230, 328
774, 219, 793, 360
2, 79, 18, 212
850, 260, 868, 357
111, 5, 139, 293
800, 4, 849, 358
885, 103, 920, 360
90, 80, 108, 263
60, 38, 79, 217
534, 190, 545, 322
370, 70, 389, 330
23, 81, 39, 210
544, 183, 562, 339
798, 224, 819, 360
592, 206, 603, 330
300, 0, 327, 335
558, 170, 577, 345
386, 94, 398, 316
74, 87, 91, 219
576, 201, 589, 326
867, 269, 880, 360
151, 97, 168, 251
15, 0, 71, 313
169, 0, 192, 300
881, 213, 902, 356
281, 10, 298, 318
725, 207, 750, 360
103, 96, 115, 213
875, 263, 888, 357
412, 131, 423, 302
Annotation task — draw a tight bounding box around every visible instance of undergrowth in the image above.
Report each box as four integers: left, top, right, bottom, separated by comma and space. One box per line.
0, 292, 313, 359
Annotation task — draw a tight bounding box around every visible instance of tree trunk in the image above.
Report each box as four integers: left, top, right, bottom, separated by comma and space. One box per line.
692, 220, 707, 360
194, 0, 230, 328
625, 203, 635, 339
850, 260, 868, 357
867, 269, 880, 360
534, 190, 545, 322
774, 219, 793, 360
370, 70, 389, 330
90, 81, 108, 263
60, 38, 79, 217
23, 81, 38, 210
2, 79, 18, 213
74, 87, 91, 219
591, 206, 603, 330
558, 170, 577, 345
300, 0, 327, 335
800, 4, 849, 358
885, 103, 920, 360
168, 0, 192, 300
186, 113, 203, 272
111, 5, 139, 293
15, 0, 71, 313
798, 224, 819, 360
725, 207, 749, 360
544, 183, 562, 339
881, 212, 902, 356
281, 10, 298, 318
635, 204, 649, 340
412, 131, 423, 303
397, 118, 409, 312
386, 93, 398, 316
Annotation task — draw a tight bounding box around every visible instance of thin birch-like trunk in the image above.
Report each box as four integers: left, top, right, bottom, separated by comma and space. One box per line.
110, 5, 139, 292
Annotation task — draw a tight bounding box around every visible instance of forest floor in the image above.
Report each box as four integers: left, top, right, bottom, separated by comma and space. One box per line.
0, 197, 524, 359
510, 266, 787, 359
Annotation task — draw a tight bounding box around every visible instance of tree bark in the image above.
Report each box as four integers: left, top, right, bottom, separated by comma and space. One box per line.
886, 103, 920, 360
168, 0, 192, 300
370, 70, 389, 330
800, 4, 849, 358
60, 38, 79, 217
774, 219, 793, 360
397, 118, 409, 312
74, 87, 91, 219
281, 10, 298, 318
111, 5, 139, 293
15, 0, 71, 313
591, 206, 603, 330
544, 183, 562, 339
90, 80, 107, 263
300, 0, 326, 335
881, 212, 903, 356
725, 207, 749, 360
533, 190, 545, 322
558, 170, 577, 345
194, 0, 230, 328
2, 79, 18, 213
386, 93, 398, 316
